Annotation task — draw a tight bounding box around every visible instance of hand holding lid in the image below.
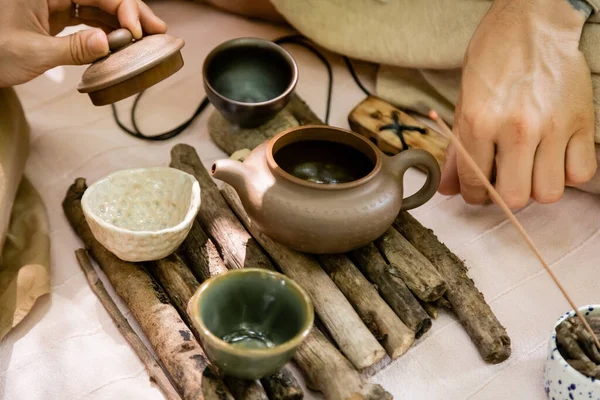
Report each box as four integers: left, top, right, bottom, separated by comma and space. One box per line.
78, 28, 185, 106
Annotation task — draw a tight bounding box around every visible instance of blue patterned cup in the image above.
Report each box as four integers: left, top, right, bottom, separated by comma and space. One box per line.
544, 305, 600, 400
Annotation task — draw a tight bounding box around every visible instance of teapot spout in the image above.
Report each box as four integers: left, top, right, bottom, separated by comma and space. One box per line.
211, 159, 251, 201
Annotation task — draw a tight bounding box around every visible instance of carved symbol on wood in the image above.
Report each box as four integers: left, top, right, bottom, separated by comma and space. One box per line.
379, 111, 426, 151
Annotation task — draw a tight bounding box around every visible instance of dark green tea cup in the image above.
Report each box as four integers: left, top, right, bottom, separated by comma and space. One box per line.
187, 268, 314, 380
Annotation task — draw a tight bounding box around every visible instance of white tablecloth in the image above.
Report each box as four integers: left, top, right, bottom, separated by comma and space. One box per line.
2, 2, 599, 399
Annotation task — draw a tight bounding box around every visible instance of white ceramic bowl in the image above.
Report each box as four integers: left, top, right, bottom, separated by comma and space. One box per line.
544, 304, 600, 400
81, 167, 201, 262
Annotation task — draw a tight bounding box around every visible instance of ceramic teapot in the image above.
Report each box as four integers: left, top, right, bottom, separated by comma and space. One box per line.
211, 125, 441, 254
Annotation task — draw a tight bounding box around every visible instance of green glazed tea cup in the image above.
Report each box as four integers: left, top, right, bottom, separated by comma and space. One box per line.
187, 268, 314, 380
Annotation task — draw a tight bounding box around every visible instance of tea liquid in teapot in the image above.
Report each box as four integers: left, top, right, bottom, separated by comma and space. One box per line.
273, 140, 375, 184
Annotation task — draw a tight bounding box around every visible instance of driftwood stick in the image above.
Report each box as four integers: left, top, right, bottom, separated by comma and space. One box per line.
176, 219, 229, 282
394, 211, 511, 364
435, 296, 453, 311
318, 254, 415, 359
149, 254, 199, 324
147, 252, 278, 400
223, 377, 268, 400
566, 359, 598, 377
418, 300, 438, 320
75, 249, 182, 400
62, 179, 234, 400
170, 143, 275, 272
349, 243, 431, 338
294, 329, 392, 400
375, 227, 447, 302
260, 368, 303, 400
222, 184, 386, 370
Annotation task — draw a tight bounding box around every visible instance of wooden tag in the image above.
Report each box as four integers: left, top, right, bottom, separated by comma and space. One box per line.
348, 96, 449, 169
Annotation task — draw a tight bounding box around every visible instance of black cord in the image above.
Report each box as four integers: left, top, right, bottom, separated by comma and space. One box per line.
111, 91, 210, 141
111, 34, 333, 141
343, 56, 371, 97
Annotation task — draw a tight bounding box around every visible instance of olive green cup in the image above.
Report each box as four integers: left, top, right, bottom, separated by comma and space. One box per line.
187, 268, 314, 380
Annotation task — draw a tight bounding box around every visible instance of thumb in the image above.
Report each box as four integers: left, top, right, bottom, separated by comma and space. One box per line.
46, 29, 109, 67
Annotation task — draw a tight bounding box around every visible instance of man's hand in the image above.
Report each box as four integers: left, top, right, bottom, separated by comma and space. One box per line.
439, 0, 597, 209
0, 0, 168, 87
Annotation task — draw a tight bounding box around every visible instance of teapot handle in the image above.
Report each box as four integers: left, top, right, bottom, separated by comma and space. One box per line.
392, 149, 441, 211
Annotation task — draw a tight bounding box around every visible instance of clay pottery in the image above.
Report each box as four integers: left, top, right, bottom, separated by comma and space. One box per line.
78, 29, 185, 106
187, 268, 313, 380
81, 167, 201, 262
203, 37, 298, 128
211, 125, 441, 254
544, 305, 600, 399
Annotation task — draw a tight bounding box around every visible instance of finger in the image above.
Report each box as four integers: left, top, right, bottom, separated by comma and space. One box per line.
44, 28, 109, 66
69, 17, 117, 34
455, 122, 495, 204
565, 127, 597, 186
494, 136, 536, 210
137, 0, 168, 34
75, 0, 142, 38
439, 143, 460, 195
532, 136, 568, 204
76, 6, 120, 29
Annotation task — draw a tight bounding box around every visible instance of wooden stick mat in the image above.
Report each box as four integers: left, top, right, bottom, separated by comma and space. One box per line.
62, 93, 510, 400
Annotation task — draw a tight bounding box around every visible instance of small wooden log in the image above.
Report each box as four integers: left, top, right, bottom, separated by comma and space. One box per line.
222, 184, 387, 370
75, 249, 182, 400
375, 227, 447, 302
556, 318, 594, 363
393, 211, 511, 364
556, 316, 600, 365
566, 359, 598, 377
149, 254, 199, 324
435, 296, 453, 311
294, 329, 392, 400
176, 219, 229, 282
260, 368, 303, 400
347, 95, 448, 168
62, 178, 234, 400
418, 300, 438, 320
350, 243, 431, 339
170, 143, 275, 272
589, 315, 600, 334
223, 377, 268, 400
318, 254, 415, 359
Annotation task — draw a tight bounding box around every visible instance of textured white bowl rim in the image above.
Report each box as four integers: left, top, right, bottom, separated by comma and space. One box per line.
81, 166, 201, 236
547, 304, 600, 386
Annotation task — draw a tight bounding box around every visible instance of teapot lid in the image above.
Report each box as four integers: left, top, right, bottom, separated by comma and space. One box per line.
77, 29, 185, 105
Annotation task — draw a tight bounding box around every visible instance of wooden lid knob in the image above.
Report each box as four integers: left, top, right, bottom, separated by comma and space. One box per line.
107, 29, 133, 52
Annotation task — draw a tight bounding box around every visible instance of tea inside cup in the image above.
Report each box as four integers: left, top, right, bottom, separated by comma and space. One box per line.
188, 268, 313, 379
203, 37, 298, 128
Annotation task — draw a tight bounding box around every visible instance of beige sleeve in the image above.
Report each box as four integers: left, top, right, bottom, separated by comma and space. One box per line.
0, 88, 30, 253
0, 88, 51, 340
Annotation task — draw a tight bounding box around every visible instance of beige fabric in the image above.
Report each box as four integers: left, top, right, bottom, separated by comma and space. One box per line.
270, 0, 600, 142
0, 87, 51, 341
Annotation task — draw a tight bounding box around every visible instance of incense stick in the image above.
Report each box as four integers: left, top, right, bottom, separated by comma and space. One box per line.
429, 110, 600, 350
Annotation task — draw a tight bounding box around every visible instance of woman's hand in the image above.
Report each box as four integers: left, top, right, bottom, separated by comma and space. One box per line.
439, 0, 597, 209
0, 0, 168, 87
